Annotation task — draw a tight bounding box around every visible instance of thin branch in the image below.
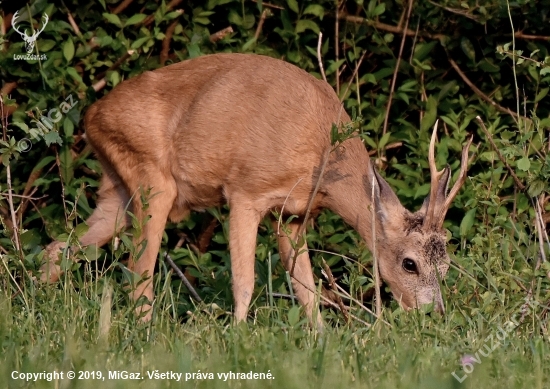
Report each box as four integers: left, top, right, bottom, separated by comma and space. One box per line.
368, 141, 402, 156
335, 0, 340, 95
113, 0, 135, 15
141, 0, 182, 27
475, 116, 525, 191
93, 50, 136, 91
254, 9, 269, 41
321, 259, 349, 323
67, 11, 82, 37
289, 272, 373, 327
333, 283, 390, 325
160, 20, 179, 66
512, 31, 550, 41
382, 0, 414, 136
1, 97, 21, 254
427, 0, 480, 21
209, 26, 234, 43
317, 32, 327, 82
371, 178, 381, 317
163, 252, 202, 302
340, 51, 367, 100
340, 14, 447, 41
449, 57, 523, 120
251, 0, 284, 10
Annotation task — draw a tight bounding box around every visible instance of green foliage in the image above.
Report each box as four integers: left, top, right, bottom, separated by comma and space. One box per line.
1, 0, 550, 385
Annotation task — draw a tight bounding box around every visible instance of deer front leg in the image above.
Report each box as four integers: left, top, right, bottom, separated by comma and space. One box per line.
229, 204, 261, 322
273, 219, 323, 330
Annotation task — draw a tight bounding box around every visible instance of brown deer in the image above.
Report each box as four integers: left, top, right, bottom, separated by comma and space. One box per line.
41, 53, 472, 325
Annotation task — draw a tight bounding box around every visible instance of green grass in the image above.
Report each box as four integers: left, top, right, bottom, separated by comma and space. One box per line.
1, 243, 549, 389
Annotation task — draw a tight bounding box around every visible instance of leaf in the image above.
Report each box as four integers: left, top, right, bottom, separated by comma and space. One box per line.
65, 67, 83, 84
378, 132, 391, 150
44, 131, 63, 147
287, 306, 300, 326
373, 3, 385, 16
303, 4, 324, 18
131, 36, 151, 49
295, 20, 319, 34
420, 95, 437, 132
63, 39, 75, 62
460, 37, 476, 62
103, 13, 122, 28
528, 180, 545, 198
460, 208, 477, 237
125, 13, 146, 26
517, 157, 531, 171
535, 88, 548, 103
325, 59, 345, 75
286, 0, 299, 13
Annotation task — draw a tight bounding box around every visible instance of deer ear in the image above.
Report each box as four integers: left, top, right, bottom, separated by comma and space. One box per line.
366, 161, 402, 222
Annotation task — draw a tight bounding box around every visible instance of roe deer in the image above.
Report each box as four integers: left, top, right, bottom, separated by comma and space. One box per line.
41, 53, 472, 325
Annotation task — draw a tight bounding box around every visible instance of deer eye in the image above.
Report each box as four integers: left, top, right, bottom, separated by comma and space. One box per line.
402, 258, 417, 274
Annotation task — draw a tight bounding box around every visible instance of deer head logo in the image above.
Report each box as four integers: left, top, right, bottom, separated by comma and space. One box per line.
12, 11, 49, 54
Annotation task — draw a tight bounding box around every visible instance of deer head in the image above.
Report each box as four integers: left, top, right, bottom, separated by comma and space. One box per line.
12, 11, 49, 54
368, 121, 473, 313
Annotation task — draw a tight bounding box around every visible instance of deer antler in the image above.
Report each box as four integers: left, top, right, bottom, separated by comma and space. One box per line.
11, 11, 29, 39
437, 133, 473, 227
31, 13, 49, 39
424, 120, 473, 229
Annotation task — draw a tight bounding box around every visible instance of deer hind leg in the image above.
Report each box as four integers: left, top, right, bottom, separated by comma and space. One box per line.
40, 172, 130, 283
229, 202, 262, 322
273, 219, 323, 329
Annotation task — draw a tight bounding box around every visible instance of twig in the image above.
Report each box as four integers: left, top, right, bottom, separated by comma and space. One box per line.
449, 57, 522, 120
1, 97, 21, 254
371, 177, 381, 317
141, 0, 182, 27
534, 199, 547, 266
209, 26, 234, 43
160, 20, 179, 66
340, 14, 447, 41
93, 50, 136, 91
368, 141, 402, 156
427, 0, 480, 21
335, 0, 340, 95
512, 32, 550, 41
163, 252, 202, 302
317, 32, 327, 82
67, 11, 82, 37
334, 283, 390, 325
321, 259, 349, 323
475, 116, 525, 191
251, 0, 284, 10
254, 9, 269, 41
382, 0, 414, 136
113, 0, 135, 15
289, 272, 373, 327
340, 51, 367, 101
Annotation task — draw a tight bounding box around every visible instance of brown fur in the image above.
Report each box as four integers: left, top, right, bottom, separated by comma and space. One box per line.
41, 53, 469, 324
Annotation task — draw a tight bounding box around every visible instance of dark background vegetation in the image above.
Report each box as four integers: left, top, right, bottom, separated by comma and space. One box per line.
0, 0, 550, 386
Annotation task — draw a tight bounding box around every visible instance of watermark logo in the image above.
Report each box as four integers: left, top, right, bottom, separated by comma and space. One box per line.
12, 10, 48, 61
452, 297, 544, 383
16, 94, 79, 152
